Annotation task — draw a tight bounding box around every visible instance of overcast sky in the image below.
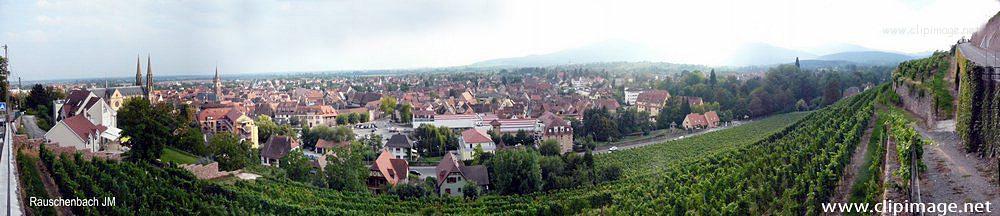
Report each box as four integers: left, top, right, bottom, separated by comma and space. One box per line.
2, 0, 998, 81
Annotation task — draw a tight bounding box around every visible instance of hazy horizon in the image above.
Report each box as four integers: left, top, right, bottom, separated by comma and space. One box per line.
2, 0, 998, 81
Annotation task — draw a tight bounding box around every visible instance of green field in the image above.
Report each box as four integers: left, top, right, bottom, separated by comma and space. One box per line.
160, 146, 199, 164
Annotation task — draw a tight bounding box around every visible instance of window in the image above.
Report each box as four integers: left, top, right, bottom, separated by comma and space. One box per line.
445, 188, 451, 194
447, 177, 457, 183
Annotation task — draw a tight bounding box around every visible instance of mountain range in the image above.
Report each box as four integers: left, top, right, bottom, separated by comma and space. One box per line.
470, 40, 929, 68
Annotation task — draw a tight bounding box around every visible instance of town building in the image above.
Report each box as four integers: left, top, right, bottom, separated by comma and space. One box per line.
538, 112, 574, 153
384, 134, 413, 160
458, 129, 495, 160
367, 150, 409, 193
636, 90, 671, 116
260, 135, 300, 167
197, 107, 260, 148
435, 152, 489, 196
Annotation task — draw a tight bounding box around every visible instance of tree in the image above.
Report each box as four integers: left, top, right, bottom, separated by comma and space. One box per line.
822, 76, 842, 106
398, 104, 413, 123
413, 124, 458, 157
709, 69, 718, 87
538, 140, 561, 156
256, 115, 293, 142
0, 56, 8, 100
118, 98, 174, 163
380, 96, 398, 117
301, 125, 355, 149
175, 124, 208, 156
280, 149, 314, 183
324, 142, 368, 192
487, 149, 542, 195
208, 132, 255, 171
581, 107, 619, 142
462, 181, 480, 199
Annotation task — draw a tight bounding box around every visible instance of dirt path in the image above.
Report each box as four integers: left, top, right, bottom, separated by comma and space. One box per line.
916, 124, 999, 212
829, 115, 877, 203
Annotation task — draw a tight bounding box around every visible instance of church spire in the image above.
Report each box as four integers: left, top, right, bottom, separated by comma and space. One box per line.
136, 55, 143, 86
214, 65, 223, 101
146, 55, 153, 93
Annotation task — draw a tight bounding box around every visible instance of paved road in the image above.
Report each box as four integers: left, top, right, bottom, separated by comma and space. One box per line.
21, 115, 45, 139
958, 43, 1000, 67
591, 121, 745, 154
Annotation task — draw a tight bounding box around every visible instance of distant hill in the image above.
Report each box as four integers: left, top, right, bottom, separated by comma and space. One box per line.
724, 43, 817, 66
801, 43, 876, 56
816, 51, 916, 66
470, 40, 663, 67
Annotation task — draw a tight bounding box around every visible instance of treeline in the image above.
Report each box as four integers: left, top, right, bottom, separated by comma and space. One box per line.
16, 84, 66, 130
648, 64, 889, 118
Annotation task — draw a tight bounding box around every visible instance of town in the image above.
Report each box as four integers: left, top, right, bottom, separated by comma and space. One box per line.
2, 1, 998, 215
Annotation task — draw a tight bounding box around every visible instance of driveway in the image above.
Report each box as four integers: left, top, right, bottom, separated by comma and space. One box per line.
21, 115, 46, 139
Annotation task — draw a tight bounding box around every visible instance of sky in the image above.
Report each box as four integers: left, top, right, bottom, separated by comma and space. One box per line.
1, 0, 998, 81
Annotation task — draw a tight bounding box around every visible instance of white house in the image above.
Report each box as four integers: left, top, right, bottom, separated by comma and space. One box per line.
458, 129, 495, 161
56, 90, 118, 129
624, 88, 643, 105
435, 152, 490, 196
44, 115, 113, 152
383, 134, 413, 160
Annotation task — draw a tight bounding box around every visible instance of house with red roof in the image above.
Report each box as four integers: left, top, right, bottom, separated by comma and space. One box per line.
44, 115, 111, 152
636, 90, 671, 117
435, 152, 489, 196
683, 111, 721, 129
367, 150, 409, 193
458, 129, 495, 160
539, 112, 574, 153
198, 107, 259, 148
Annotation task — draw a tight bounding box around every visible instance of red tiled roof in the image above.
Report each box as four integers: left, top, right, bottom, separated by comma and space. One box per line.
461, 129, 493, 144
371, 150, 408, 185
315, 138, 350, 149
62, 115, 106, 141
636, 90, 671, 105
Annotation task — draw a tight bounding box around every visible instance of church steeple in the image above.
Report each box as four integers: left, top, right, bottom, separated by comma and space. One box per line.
146, 55, 153, 94
136, 55, 143, 86
214, 65, 222, 101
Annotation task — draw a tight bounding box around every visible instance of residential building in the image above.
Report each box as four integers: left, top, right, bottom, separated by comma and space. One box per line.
435, 152, 490, 196
458, 129, 495, 160
367, 150, 409, 193
315, 138, 349, 155
538, 112, 573, 153
44, 115, 113, 152
198, 107, 260, 148
384, 134, 412, 160
260, 135, 300, 167
636, 90, 671, 116
624, 88, 643, 105
683, 111, 721, 129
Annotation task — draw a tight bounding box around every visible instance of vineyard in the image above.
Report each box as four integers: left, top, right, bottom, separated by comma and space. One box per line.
23, 89, 880, 215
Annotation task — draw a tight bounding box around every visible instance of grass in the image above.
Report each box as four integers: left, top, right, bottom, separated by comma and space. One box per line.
847, 110, 885, 208
160, 146, 199, 164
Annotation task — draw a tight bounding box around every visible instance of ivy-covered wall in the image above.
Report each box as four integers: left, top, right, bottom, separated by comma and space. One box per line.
955, 51, 1000, 158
